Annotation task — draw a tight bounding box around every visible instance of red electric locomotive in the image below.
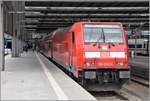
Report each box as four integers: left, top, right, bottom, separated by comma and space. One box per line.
39, 22, 130, 89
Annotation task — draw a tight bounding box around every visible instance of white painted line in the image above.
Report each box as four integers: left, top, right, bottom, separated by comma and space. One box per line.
35, 52, 68, 100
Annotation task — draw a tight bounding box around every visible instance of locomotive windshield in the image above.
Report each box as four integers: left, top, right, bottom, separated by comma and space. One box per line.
83, 24, 123, 43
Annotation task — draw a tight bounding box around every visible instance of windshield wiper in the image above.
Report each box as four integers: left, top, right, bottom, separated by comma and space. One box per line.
102, 28, 105, 43
93, 29, 105, 47
93, 36, 102, 46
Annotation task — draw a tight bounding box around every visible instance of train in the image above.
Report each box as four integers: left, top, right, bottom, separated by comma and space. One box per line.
38, 22, 130, 90
128, 38, 149, 56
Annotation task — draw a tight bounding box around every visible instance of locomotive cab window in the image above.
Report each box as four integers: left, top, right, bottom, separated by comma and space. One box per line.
83, 24, 123, 43
72, 31, 75, 43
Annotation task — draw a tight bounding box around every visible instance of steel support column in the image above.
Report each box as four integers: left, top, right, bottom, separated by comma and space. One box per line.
12, 2, 20, 57
0, 1, 4, 71
20, 2, 25, 54
18, 2, 21, 54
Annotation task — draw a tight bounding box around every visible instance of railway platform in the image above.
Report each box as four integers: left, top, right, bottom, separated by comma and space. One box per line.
1, 51, 96, 100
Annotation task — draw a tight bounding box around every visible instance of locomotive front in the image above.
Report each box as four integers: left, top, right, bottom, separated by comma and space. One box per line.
78, 23, 130, 85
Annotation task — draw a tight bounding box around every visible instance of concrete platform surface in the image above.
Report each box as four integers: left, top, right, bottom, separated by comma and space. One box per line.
1, 51, 96, 100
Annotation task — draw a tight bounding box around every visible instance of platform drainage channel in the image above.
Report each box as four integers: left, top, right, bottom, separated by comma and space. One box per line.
89, 91, 128, 101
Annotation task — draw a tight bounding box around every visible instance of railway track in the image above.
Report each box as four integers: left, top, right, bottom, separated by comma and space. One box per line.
131, 68, 149, 80
89, 89, 145, 101
130, 60, 149, 80
89, 91, 129, 101
121, 81, 149, 101
89, 81, 149, 101
130, 65, 149, 87
131, 76, 149, 87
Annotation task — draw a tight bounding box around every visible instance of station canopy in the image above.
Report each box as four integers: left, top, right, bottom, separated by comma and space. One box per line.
23, 0, 149, 33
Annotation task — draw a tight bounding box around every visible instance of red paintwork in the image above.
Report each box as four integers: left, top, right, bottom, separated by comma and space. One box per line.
39, 22, 129, 78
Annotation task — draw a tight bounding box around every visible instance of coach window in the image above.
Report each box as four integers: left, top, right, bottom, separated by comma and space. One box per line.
72, 32, 75, 43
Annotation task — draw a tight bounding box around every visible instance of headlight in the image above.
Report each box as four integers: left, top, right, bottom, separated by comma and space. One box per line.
110, 52, 125, 58
85, 52, 100, 58
116, 61, 124, 66
86, 62, 90, 66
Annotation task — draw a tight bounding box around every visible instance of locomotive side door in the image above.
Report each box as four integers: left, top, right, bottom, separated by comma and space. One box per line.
49, 40, 53, 58
68, 31, 75, 71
